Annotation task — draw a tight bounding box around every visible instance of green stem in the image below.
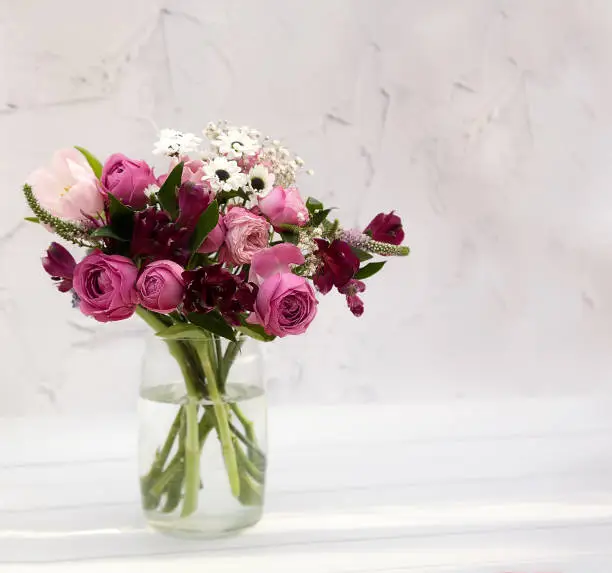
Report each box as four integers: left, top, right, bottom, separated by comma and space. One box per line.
234, 440, 265, 483
180, 399, 200, 517
220, 337, 245, 387
229, 422, 266, 463
196, 336, 241, 498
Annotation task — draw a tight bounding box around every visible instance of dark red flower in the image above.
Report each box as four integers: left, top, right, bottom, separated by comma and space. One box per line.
177, 182, 213, 229
183, 264, 258, 325
364, 211, 404, 245
131, 208, 191, 265
313, 239, 359, 294
338, 279, 366, 317
42, 242, 76, 292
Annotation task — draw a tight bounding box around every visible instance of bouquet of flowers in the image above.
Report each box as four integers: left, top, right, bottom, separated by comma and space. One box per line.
22, 122, 409, 528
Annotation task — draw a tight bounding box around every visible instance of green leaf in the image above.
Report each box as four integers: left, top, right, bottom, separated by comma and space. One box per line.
157, 162, 183, 218
89, 226, 128, 241
190, 200, 219, 251
279, 230, 298, 244
74, 146, 103, 179
310, 208, 332, 227
216, 189, 250, 203
24, 216, 39, 224
237, 323, 276, 342
354, 261, 386, 280
107, 193, 135, 240
350, 246, 373, 262
156, 323, 211, 340
187, 311, 236, 342
306, 196, 323, 215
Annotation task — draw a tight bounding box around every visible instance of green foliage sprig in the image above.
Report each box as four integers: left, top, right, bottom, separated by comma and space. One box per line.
23, 184, 99, 248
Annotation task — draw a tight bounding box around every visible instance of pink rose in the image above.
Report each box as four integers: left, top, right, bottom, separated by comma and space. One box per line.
73, 251, 138, 322
220, 207, 270, 265
101, 153, 156, 209
258, 186, 309, 227
26, 148, 104, 223
136, 260, 185, 314
198, 216, 227, 254
249, 243, 305, 285
249, 272, 318, 337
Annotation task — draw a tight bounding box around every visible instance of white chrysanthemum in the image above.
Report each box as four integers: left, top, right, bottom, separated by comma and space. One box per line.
248, 164, 275, 197
144, 183, 160, 198
153, 129, 202, 157
212, 128, 260, 159
203, 156, 247, 192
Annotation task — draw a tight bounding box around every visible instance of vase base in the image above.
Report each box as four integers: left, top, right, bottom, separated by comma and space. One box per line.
145, 507, 263, 539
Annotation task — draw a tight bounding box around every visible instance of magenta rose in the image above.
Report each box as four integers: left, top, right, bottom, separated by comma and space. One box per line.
73, 251, 138, 322
101, 153, 156, 209
220, 207, 270, 265
249, 272, 318, 337
364, 211, 404, 245
258, 186, 309, 227
198, 216, 226, 254
136, 260, 185, 314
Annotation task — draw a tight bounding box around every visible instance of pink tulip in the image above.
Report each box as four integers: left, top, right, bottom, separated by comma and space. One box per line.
26, 148, 104, 223
258, 186, 309, 227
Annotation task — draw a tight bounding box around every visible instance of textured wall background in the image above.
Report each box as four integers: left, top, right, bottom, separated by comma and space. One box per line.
1, 0, 612, 415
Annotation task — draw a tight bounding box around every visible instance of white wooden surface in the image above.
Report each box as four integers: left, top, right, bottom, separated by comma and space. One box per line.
2, 398, 612, 572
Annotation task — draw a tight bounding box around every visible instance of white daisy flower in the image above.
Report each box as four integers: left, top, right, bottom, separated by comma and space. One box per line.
203, 156, 247, 192
144, 183, 160, 198
248, 164, 275, 197
212, 128, 260, 159
153, 129, 202, 157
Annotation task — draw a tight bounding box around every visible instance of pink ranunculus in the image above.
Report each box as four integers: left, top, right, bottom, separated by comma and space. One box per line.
249, 272, 318, 337
257, 186, 309, 227
198, 216, 226, 254
249, 243, 305, 285
26, 148, 104, 223
220, 207, 270, 265
136, 260, 185, 314
73, 251, 138, 322
101, 153, 156, 209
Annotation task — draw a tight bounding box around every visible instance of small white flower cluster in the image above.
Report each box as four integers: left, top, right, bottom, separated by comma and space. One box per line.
153, 129, 202, 157
154, 122, 311, 200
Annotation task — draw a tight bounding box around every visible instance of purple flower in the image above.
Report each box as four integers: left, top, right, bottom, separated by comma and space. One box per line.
42, 242, 76, 292
131, 208, 191, 265
364, 211, 404, 245
338, 279, 366, 317
176, 181, 213, 229
101, 153, 156, 209
313, 239, 359, 294
72, 251, 138, 322
183, 264, 258, 325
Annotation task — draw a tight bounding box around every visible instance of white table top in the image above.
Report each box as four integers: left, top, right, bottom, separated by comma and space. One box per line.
2, 397, 612, 572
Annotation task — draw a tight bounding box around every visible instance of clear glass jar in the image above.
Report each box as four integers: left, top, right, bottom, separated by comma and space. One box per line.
138, 326, 266, 538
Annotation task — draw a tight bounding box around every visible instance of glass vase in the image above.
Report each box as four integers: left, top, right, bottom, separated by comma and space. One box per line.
137, 309, 267, 537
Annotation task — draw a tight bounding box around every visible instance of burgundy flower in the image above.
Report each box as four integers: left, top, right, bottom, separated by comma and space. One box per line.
183, 264, 258, 325
338, 279, 366, 317
364, 211, 404, 245
176, 181, 213, 229
42, 242, 76, 292
313, 239, 359, 294
131, 208, 191, 265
